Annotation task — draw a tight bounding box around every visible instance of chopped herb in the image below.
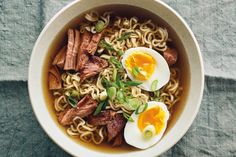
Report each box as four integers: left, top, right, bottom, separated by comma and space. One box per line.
95, 20, 105, 32
124, 80, 142, 86
100, 40, 115, 51
135, 103, 148, 115
67, 96, 77, 108
107, 87, 117, 100
132, 66, 140, 78
117, 50, 124, 56
101, 78, 118, 89
116, 90, 125, 103
123, 112, 134, 122
151, 79, 158, 91
112, 66, 117, 81
124, 98, 142, 110
143, 125, 156, 139
93, 100, 107, 116
109, 57, 123, 69
117, 32, 132, 41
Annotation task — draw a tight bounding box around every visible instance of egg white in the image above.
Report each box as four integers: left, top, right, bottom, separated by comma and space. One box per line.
121, 47, 170, 91
124, 101, 170, 149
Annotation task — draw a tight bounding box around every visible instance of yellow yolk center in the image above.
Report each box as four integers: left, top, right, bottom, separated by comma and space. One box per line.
125, 51, 156, 81
138, 106, 166, 135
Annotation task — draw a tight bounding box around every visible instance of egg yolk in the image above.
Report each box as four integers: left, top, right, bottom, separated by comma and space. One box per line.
138, 106, 166, 135
125, 51, 156, 81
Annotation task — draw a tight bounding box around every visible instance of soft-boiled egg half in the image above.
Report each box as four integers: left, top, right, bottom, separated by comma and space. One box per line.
124, 101, 170, 149
121, 47, 170, 91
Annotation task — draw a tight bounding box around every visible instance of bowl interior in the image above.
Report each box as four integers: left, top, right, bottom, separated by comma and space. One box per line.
29, 0, 203, 157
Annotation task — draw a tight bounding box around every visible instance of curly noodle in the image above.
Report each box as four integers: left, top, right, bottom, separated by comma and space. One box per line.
51, 11, 182, 145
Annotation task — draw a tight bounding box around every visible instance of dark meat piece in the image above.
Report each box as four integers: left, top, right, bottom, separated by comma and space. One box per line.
86, 32, 103, 55
163, 48, 178, 66
58, 95, 97, 126
52, 46, 66, 69
112, 133, 123, 147
76, 31, 91, 71
88, 110, 116, 126
88, 110, 126, 141
48, 66, 62, 90
107, 113, 126, 141
80, 56, 108, 82
64, 29, 81, 70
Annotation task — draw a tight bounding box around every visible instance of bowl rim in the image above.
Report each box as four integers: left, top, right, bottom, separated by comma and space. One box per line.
28, 0, 204, 156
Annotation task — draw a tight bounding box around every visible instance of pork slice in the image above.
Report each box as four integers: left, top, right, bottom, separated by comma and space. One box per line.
88, 110, 116, 126
107, 113, 126, 141
76, 31, 91, 71
112, 132, 123, 147
86, 32, 103, 55
52, 46, 66, 69
80, 56, 108, 82
64, 29, 81, 70
58, 95, 97, 126
48, 66, 62, 90
163, 48, 178, 66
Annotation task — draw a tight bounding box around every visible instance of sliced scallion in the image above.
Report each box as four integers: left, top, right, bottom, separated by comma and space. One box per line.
107, 87, 117, 100
67, 96, 77, 108
117, 90, 125, 103
143, 125, 156, 139
124, 98, 142, 110
132, 66, 140, 78
95, 20, 105, 32
123, 112, 134, 122
124, 80, 142, 86
109, 57, 122, 69
151, 79, 158, 91
93, 100, 107, 116
117, 32, 132, 41
135, 103, 148, 115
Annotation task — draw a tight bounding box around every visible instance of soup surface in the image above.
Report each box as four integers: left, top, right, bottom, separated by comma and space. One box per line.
43, 5, 190, 153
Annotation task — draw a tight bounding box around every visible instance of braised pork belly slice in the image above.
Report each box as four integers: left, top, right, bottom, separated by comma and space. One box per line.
87, 32, 103, 55
64, 29, 81, 70
163, 48, 178, 66
112, 133, 123, 147
76, 31, 91, 71
88, 110, 126, 142
80, 56, 108, 82
52, 46, 66, 69
58, 95, 97, 126
48, 65, 62, 90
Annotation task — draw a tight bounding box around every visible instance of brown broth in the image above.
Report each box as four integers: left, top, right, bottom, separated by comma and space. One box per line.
42, 4, 190, 153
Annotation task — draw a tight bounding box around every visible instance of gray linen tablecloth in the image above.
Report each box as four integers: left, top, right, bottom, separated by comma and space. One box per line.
0, 0, 235, 156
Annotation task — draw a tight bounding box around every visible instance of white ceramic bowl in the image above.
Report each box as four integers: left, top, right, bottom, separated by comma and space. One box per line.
28, 0, 204, 156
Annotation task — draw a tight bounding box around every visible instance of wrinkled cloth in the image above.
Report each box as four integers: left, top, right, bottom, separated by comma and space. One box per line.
0, 0, 236, 157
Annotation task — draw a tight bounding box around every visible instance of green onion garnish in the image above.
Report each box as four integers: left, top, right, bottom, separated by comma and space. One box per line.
132, 66, 140, 78
135, 103, 148, 115
95, 20, 105, 32
143, 125, 156, 139
100, 40, 115, 51
107, 87, 117, 100
117, 90, 125, 103
123, 112, 134, 122
124, 98, 142, 110
67, 96, 77, 108
124, 80, 142, 86
112, 66, 117, 81
151, 79, 158, 91
109, 57, 123, 69
93, 100, 107, 116
117, 32, 132, 41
